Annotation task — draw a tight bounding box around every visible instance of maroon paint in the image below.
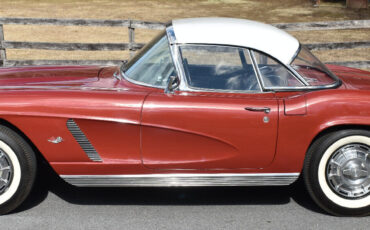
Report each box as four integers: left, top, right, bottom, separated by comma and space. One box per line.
0, 64, 368, 176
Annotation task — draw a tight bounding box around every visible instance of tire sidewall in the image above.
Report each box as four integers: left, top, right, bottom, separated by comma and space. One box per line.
0, 140, 22, 205
305, 129, 370, 216
0, 127, 36, 214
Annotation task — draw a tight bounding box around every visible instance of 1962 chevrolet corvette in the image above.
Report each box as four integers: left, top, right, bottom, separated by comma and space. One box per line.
0, 18, 369, 216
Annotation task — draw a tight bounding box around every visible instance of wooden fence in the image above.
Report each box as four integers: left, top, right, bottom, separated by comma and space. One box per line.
0, 18, 369, 69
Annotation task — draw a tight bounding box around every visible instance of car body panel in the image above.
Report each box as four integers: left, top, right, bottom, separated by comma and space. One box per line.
274, 86, 370, 172
0, 65, 102, 88
0, 23, 370, 187
0, 66, 149, 176
284, 93, 307, 116
328, 64, 370, 90
142, 91, 278, 169
0, 63, 368, 178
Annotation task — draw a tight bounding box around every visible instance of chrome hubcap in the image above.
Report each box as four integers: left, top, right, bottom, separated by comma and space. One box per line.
326, 144, 370, 199
0, 149, 13, 195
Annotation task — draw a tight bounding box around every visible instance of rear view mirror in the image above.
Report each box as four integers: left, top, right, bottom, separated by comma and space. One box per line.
165, 76, 180, 94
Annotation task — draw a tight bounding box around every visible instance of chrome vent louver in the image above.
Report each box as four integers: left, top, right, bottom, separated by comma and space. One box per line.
66, 119, 102, 162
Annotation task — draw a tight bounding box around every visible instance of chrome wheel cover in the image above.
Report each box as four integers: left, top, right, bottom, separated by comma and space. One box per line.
326, 144, 370, 199
0, 149, 13, 195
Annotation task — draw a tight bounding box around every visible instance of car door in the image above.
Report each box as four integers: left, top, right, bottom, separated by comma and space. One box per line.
141, 44, 279, 170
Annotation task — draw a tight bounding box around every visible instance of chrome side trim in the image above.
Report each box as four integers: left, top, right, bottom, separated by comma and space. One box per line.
61, 173, 300, 187
66, 119, 102, 162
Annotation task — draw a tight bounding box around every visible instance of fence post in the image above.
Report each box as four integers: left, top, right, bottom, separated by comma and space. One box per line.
0, 24, 6, 67
128, 20, 135, 58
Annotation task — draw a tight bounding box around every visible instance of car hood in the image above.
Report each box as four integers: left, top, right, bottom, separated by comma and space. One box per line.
327, 64, 370, 90
0, 65, 105, 88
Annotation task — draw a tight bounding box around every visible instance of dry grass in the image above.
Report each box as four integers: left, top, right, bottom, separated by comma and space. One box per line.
0, 0, 369, 66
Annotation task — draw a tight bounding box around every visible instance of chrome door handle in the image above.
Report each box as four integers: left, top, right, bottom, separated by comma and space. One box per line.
244, 107, 271, 114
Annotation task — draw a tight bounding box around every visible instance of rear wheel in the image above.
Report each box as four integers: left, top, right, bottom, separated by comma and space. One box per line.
304, 129, 370, 216
0, 125, 36, 215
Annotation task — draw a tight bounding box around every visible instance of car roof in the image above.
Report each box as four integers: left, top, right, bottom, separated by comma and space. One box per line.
171, 17, 299, 65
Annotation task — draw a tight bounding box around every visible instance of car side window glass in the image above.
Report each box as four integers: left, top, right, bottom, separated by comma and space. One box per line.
179, 45, 261, 92
290, 46, 335, 86
251, 50, 304, 87
125, 35, 176, 87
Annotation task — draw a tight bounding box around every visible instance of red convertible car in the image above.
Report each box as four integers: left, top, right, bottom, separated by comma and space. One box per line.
0, 18, 369, 216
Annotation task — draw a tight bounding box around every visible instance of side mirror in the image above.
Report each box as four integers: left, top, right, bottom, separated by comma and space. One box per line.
165, 76, 180, 94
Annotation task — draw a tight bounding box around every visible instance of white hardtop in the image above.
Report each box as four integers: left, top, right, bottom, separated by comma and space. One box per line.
172, 17, 300, 65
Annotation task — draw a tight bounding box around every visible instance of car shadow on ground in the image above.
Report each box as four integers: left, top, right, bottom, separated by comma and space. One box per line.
15, 163, 326, 215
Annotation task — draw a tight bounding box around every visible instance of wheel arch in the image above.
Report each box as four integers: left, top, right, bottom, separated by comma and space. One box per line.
306, 124, 370, 161
0, 118, 51, 168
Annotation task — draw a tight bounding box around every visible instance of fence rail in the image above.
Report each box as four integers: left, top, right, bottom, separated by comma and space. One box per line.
1, 41, 369, 52
273, 19, 370, 31
0, 17, 369, 69
0, 41, 145, 51
0, 18, 166, 29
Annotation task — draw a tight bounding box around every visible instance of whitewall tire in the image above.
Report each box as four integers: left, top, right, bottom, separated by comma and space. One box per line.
0, 125, 37, 215
0, 140, 22, 205
304, 129, 370, 216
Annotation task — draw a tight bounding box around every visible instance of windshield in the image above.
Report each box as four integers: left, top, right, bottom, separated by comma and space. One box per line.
122, 31, 176, 88
290, 46, 337, 86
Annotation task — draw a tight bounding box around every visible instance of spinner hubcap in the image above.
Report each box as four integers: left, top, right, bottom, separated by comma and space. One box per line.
326, 144, 370, 199
0, 149, 13, 195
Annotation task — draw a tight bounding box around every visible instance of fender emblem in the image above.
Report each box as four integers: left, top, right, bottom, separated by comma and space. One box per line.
48, 136, 63, 144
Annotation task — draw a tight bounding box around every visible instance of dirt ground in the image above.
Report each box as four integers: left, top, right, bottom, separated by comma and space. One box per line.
0, 0, 369, 65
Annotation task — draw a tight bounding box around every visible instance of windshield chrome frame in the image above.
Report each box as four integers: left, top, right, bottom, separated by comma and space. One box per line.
120, 29, 177, 90
166, 26, 186, 92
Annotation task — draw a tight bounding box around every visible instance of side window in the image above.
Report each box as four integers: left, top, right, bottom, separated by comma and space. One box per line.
179, 45, 261, 92
290, 46, 335, 86
251, 50, 304, 87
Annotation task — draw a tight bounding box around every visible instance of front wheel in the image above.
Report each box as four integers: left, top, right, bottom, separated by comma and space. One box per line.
304, 129, 370, 216
0, 126, 37, 215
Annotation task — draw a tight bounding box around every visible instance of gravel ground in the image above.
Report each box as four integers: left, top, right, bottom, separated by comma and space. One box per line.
1, 167, 369, 230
